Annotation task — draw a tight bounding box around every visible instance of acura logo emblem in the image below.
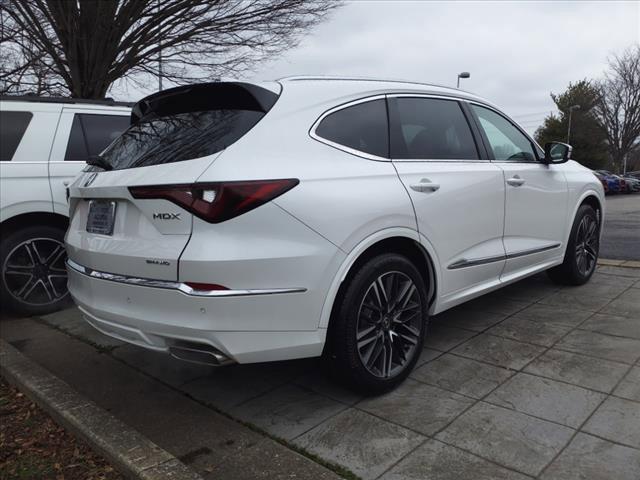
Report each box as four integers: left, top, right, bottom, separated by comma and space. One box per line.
84, 172, 98, 187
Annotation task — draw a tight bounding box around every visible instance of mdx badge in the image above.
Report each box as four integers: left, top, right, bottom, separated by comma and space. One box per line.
153, 213, 181, 220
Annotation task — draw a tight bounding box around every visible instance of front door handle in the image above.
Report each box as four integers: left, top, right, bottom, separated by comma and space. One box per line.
410, 178, 440, 193
506, 175, 525, 187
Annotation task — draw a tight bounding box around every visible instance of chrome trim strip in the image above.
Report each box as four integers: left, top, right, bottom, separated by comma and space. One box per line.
392, 158, 490, 163
387, 93, 478, 102
448, 253, 506, 270
308, 93, 501, 163
506, 243, 562, 260
447, 243, 562, 270
66, 259, 307, 297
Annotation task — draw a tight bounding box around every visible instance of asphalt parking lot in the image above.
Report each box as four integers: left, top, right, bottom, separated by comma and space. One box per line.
1, 264, 639, 480
601, 194, 640, 261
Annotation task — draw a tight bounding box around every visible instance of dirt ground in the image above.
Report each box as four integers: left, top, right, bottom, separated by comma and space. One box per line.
0, 378, 123, 480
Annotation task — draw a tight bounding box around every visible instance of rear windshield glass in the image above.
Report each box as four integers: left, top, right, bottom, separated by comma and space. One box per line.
100, 83, 278, 170
101, 109, 264, 170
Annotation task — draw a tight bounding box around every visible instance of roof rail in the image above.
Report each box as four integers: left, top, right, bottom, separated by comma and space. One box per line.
0, 94, 134, 107
277, 75, 459, 92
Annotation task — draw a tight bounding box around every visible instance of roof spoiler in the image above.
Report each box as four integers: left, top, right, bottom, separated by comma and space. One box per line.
130, 82, 279, 125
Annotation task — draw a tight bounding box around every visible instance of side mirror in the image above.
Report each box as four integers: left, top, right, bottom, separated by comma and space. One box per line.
543, 142, 572, 164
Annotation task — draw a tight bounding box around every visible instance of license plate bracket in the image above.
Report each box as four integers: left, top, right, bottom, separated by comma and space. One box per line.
86, 200, 117, 235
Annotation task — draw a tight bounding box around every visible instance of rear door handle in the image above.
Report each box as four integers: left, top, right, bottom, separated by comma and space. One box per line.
506, 175, 525, 187
410, 178, 440, 193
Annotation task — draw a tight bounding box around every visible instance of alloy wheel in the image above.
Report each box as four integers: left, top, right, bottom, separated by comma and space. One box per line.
575, 215, 598, 276
2, 238, 68, 306
356, 271, 423, 379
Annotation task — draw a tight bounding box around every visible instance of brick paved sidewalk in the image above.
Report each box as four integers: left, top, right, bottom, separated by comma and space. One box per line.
2, 264, 639, 479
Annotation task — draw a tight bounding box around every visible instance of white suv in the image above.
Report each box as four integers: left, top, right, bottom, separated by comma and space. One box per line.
0, 96, 130, 315
66, 78, 604, 392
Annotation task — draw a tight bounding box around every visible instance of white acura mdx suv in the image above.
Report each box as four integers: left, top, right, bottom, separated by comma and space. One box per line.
66, 78, 604, 392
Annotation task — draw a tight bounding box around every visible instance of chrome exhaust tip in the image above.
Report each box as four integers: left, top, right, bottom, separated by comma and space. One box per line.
168, 341, 234, 366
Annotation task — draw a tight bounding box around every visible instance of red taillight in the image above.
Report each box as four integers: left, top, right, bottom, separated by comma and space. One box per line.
129, 179, 299, 223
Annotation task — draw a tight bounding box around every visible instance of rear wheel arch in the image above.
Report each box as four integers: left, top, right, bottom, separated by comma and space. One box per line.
1, 212, 69, 236
321, 232, 437, 332
326, 251, 429, 392
339, 236, 436, 304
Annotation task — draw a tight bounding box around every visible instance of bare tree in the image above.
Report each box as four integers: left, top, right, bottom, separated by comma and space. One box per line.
595, 45, 640, 172
0, 0, 340, 98
0, 28, 67, 95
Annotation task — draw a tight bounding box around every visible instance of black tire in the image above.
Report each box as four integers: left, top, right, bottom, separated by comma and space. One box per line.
326, 253, 429, 394
0, 225, 70, 316
547, 204, 599, 286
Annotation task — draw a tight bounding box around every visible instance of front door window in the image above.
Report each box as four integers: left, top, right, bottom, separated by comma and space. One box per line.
471, 105, 537, 162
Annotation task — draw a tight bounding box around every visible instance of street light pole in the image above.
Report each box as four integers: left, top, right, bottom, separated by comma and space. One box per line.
566, 104, 580, 144
457, 72, 470, 88
157, 0, 163, 91
158, 48, 163, 91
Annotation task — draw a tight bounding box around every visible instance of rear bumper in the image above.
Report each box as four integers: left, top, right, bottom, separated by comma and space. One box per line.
67, 262, 327, 363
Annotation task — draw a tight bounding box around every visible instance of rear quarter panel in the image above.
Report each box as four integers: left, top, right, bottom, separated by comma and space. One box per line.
196, 83, 418, 253
195, 82, 421, 331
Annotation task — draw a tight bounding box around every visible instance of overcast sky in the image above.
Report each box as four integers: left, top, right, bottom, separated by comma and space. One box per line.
113, 1, 639, 134
244, 0, 639, 134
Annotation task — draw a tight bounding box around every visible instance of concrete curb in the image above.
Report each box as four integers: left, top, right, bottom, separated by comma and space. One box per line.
0, 339, 203, 480
598, 258, 640, 269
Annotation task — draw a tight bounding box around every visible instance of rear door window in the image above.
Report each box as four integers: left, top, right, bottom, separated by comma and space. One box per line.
389, 97, 479, 160
315, 99, 389, 158
0, 111, 33, 161
64, 114, 130, 161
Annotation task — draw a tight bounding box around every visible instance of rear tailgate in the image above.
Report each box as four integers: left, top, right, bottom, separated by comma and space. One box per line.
65, 81, 280, 282
66, 158, 217, 281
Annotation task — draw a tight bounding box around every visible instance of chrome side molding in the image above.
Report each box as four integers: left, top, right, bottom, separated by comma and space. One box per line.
448, 243, 562, 270
448, 253, 506, 270
66, 259, 306, 297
